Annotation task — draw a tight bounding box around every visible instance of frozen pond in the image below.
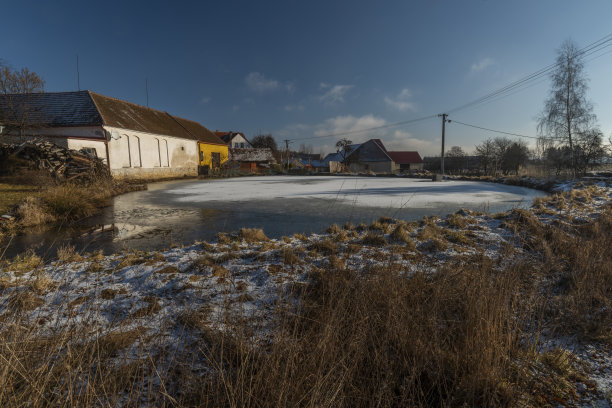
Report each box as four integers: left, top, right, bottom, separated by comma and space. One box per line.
7, 176, 547, 258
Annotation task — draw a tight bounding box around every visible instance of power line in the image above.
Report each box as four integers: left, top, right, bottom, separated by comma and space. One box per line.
446, 33, 612, 114
287, 114, 437, 142
451, 119, 560, 140
284, 33, 612, 147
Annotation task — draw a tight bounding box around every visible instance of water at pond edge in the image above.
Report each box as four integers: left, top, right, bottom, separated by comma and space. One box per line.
2, 176, 547, 260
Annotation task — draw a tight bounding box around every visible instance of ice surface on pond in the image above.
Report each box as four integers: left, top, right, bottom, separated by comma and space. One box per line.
166, 176, 539, 208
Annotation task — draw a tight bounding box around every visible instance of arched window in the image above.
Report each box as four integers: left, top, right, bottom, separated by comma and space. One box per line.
122, 134, 131, 168
154, 138, 162, 167
162, 139, 169, 167
131, 135, 142, 167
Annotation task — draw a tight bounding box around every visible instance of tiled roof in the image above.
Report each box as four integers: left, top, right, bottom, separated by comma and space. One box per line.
0, 90, 224, 145
0, 91, 103, 127
89, 92, 224, 144
387, 151, 423, 164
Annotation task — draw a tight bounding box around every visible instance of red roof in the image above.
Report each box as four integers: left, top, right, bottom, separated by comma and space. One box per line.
372, 138, 388, 152
387, 151, 423, 164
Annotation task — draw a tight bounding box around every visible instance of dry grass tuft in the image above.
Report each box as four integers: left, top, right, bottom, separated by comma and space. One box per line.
447, 212, 469, 228
215, 232, 232, 244
156, 265, 180, 274
326, 223, 341, 234
3, 251, 43, 274
28, 273, 55, 295
293, 232, 309, 242
238, 228, 269, 243
361, 232, 388, 246
15, 196, 55, 226
282, 247, 300, 265
56, 244, 83, 263
390, 224, 412, 245
309, 239, 338, 255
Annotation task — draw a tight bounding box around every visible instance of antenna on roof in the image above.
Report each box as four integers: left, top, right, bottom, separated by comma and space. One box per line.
76, 54, 80, 91
145, 78, 149, 107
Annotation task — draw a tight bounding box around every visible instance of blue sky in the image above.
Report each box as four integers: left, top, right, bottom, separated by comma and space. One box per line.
2, 0, 611, 155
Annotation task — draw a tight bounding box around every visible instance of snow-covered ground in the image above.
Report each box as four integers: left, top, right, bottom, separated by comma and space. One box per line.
166, 176, 544, 208
0, 179, 610, 406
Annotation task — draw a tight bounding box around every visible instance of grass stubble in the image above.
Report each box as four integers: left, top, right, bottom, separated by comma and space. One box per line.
0, 186, 610, 406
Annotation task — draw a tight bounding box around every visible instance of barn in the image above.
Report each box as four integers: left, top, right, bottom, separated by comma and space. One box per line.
0, 90, 227, 179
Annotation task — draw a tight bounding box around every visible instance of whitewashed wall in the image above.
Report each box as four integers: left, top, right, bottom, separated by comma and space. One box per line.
104, 126, 198, 178
229, 134, 251, 148
4, 125, 201, 179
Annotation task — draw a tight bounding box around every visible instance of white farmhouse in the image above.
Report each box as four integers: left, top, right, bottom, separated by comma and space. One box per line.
0, 90, 228, 179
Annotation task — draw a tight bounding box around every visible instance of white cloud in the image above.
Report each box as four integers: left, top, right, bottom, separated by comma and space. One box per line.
384, 88, 416, 111
470, 57, 495, 73
318, 84, 354, 104
200, 97, 211, 103
245, 72, 295, 94
245, 72, 280, 92
384, 130, 439, 156
284, 104, 305, 112
314, 114, 386, 138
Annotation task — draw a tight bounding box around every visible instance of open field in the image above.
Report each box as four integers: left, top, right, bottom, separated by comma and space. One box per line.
0, 180, 610, 406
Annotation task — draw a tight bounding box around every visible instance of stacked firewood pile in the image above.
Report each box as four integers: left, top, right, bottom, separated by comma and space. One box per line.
0, 140, 111, 184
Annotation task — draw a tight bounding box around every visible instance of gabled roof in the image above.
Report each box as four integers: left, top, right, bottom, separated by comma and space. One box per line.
0, 90, 225, 145
350, 139, 393, 162
215, 131, 249, 145
387, 151, 423, 164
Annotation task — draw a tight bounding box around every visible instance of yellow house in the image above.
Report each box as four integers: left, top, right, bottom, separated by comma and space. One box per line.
198, 141, 228, 171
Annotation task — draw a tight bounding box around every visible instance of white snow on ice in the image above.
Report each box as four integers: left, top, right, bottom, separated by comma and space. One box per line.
166, 176, 543, 208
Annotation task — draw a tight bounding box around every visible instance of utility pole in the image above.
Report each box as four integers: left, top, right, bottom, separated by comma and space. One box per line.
145, 78, 149, 107
438, 113, 449, 176
284, 139, 290, 170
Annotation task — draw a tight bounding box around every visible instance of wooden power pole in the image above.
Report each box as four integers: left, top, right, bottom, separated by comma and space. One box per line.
284, 139, 290, 170
438, 113, 449, 176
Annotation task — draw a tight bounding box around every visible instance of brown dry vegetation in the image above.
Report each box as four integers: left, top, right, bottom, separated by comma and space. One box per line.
0, 189, 610, 406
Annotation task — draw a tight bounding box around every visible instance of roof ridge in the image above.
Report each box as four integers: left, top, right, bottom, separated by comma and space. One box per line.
0, 90, 90, 97
165, 112, 198, 140
86, 90, 106, 126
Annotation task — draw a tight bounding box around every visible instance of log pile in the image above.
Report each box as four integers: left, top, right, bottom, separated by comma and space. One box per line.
0, 140, 111, 184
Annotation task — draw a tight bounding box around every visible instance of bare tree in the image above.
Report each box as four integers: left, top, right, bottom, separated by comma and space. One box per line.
0, 60, 46, 137
537, 39, 601, 176
250, 133, 278, 152
445, 146, 466, 173
500, 141, 530, 175
335, 138, 353, 162
475, 139, 496, 175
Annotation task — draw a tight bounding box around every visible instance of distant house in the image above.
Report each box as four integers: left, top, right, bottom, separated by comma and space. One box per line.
228, 148, 276, 172
324, 139, 423, 173
0, 90, 228, 179
329, 139, 394, 173
215, 131, 251, 148
386, 151, 424, 172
